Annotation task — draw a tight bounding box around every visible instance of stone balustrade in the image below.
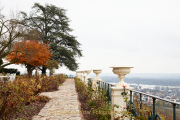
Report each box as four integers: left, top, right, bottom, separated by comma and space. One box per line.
76, 66, 134, 120
84, 70, 92, 85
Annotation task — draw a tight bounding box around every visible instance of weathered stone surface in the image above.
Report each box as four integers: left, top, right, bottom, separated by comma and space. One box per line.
32, 79, 81, 120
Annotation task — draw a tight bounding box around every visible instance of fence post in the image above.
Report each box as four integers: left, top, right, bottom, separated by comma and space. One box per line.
153, 98, 156, 119
97, 81, 100, 91
173, 104, 176, 120
140, 93, 142, 116
108, 84, 110, 103
130, 90, 132, 103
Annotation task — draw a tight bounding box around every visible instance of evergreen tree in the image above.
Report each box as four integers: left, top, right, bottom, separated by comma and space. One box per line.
20, 3, 82, 74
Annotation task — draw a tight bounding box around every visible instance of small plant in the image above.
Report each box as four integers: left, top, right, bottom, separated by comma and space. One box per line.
75, 77, 111, 120
113, 86, 134, 120
121, 92, 167, 120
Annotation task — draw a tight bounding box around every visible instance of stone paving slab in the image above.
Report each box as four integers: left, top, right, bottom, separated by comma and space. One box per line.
32, 79, 81, 120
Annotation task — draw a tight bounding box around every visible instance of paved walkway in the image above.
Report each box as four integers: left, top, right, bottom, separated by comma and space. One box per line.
32, 79, 82, 120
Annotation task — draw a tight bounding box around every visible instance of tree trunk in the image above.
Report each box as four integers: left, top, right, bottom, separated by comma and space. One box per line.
0, 59, 3, 66
50, 71, 53, 76
42, 65, 47, 75
26, 65, 34, 78
49, 69, 54, 76
28, 70, 32, 78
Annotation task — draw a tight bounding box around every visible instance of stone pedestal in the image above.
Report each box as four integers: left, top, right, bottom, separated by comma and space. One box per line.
76, 71, 81, 79
110, 65, 134, 120
76, 71, 80, 78
93, 69, 103, 88
84, 70, 92, 85
111, 87, 134, 120
80, 71, 85, 81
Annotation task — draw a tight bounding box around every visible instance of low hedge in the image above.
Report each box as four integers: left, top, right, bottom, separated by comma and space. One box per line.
0, 74, 66, 119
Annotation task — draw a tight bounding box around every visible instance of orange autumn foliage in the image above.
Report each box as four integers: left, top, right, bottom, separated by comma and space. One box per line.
6, 41, 52, 77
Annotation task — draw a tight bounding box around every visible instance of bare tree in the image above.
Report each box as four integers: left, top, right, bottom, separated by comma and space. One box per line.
0, 12, 21, 70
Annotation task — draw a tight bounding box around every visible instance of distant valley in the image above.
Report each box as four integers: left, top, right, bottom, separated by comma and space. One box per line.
101, 76, 180, 86
88, 73, 180, 86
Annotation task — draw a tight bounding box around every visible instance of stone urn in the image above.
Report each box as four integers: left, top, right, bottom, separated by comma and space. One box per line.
80, 71, 85, 81
85, 70, 92, 79
92, 69, 103, 87
91, 69, 102, 90
93, 69, 102, 81
76, 71, 81, 78
110, 66, 134, 87
84, 70, 92, 84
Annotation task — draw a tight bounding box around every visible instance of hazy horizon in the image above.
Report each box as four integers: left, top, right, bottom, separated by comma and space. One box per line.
65, 72, 180, 79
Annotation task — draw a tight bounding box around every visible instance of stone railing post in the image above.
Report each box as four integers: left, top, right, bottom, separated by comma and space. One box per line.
76, 71, 81, 79
76, 71, 79, 78
79, 71, 83, 81
84, 70, 92, 85
80, 71, 85, 82
79, 71, 82, 80
110, 66, 134, 120
92, 69, 103, 88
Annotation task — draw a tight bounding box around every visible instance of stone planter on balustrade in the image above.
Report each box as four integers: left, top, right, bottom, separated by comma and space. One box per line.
76, 71, 81, 79
79, 71, 85, 81
84, 70, 92, 85
92, 69, 103, 89
110, 66, 134, 120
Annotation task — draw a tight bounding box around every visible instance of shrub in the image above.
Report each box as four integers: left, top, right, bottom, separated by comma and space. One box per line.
0, 74, 66, 119
75, 77, 111, 120
29, 95, 50, 103
39, 74, 66, 92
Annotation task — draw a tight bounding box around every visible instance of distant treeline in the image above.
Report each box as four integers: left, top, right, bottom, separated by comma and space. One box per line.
101, 76, 180, 86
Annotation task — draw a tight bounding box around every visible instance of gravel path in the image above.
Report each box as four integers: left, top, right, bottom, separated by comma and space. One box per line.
32, 79, 82, 120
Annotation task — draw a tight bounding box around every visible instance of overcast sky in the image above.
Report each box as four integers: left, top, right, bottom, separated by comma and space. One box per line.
1, 0, 180, 74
